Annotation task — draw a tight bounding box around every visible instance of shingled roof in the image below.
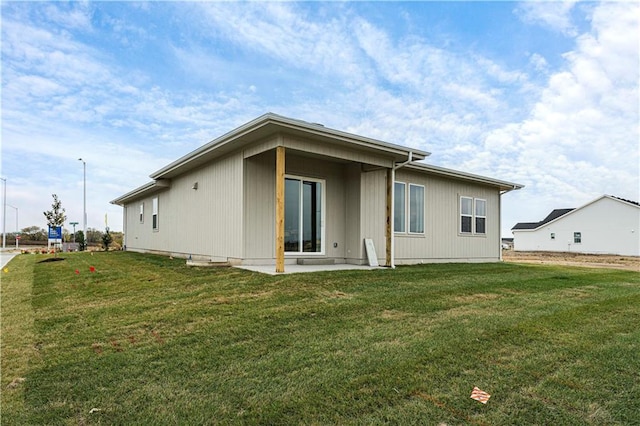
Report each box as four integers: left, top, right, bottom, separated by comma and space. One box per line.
511, 208, 575, 230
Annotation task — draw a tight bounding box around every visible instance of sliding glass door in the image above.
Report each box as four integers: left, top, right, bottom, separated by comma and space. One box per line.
284, 177, 324, 254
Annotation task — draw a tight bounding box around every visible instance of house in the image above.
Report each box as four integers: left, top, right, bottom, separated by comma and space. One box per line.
501, 238, 514, 250
511, 195, 640, 256
111, 113, 523, 272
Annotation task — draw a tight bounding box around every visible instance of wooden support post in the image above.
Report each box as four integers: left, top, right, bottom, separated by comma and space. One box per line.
275, 146, 285, 273
386, 168, 393, 267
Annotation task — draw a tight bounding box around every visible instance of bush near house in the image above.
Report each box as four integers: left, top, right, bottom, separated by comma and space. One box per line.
2, 252, 638, 424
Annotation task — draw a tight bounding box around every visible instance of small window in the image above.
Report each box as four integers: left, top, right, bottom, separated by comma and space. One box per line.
460, 197, 473, 233
394, 182, 406, 233
574, 232, 581, 244
409, 184, 425, 234
152, 197, 159, 230
475, 199, 486, 234
550, 233, 555, 240
139, 203, 144, 223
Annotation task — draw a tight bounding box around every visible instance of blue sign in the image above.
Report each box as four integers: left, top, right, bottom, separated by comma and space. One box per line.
48, 226, 63, 240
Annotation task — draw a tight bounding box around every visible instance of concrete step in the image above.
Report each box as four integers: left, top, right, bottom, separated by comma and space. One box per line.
297, 258, 335, 266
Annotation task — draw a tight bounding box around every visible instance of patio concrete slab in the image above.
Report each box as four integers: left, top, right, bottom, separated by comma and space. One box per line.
236, 263, 384, 275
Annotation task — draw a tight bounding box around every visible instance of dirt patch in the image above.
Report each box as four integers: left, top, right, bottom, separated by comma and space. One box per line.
503, 251, 639, 272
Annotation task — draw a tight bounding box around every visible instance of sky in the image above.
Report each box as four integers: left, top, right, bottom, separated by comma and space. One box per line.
1, 1, 638, 238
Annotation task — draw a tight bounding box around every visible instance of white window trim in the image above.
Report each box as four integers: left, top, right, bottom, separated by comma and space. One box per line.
152, 197, 159, 231
460, 196, 473, 234
460, 196, 487, 236
394, 182, 406, 234
139, 202, 144, 224
284, 174, 326, 256
475, 198, 487, 235
408, 183, 425, 235
573, 232, 582, 244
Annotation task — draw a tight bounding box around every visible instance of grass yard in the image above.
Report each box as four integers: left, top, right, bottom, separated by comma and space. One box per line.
1, 252, 639, 425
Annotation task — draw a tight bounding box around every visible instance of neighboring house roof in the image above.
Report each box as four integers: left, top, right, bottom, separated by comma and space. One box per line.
511, 194, 640, 231
512, 208, 574, 230
612, 195, 640, 207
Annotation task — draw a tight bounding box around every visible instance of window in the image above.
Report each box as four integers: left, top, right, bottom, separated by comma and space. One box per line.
460, 197, 473, 233
139, 203, 144, 223
475, 199, 486, 235
550, 233, 555, 240
574, 232, 581, 244
152, 197, 158, 230
394, 182, 406, 233
460, 196, 486, 235
409, 184, 425, 234
285, 177, 324, 253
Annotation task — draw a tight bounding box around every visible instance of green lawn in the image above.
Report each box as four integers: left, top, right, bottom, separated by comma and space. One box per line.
2, 252, 638, 425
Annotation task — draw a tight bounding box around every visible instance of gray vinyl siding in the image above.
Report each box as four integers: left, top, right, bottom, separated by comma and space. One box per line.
243, 150, 275, 261
393, 170, 501, 262
283, 135, 394, 169
344, 164, 363, 263
124, 152, 244, 260
359, 169, 388, 265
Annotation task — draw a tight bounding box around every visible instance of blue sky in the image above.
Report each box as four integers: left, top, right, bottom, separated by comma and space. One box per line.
1, 1, 638, 237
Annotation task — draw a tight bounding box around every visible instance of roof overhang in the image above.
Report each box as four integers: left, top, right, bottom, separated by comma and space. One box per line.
404, 162, 524, 192
110, 179, 170, 206
150, 113, 431, 179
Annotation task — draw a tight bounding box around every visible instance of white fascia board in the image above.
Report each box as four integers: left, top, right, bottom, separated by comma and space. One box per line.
110, 180, 169, 205
404, 162, 524, 191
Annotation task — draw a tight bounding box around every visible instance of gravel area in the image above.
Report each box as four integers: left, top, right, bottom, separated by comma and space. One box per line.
503, 250, 639, 272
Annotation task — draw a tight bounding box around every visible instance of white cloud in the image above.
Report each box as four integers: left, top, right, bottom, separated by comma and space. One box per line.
529, 53, 549, 72
480, 1, 639, 232
515, 1, 580, 36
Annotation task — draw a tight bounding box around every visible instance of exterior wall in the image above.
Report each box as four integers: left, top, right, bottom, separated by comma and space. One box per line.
243, 149, 354, 264
283, 134, 394, 169
124, 152, 244, 261
344, 164, 363, 264
392, 170, 502, 263
513, 197, 640, 256
359, 169, 388, 265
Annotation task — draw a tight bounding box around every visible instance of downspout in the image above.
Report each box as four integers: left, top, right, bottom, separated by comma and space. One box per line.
390, 152, 414, 268
499, 185, 520, 261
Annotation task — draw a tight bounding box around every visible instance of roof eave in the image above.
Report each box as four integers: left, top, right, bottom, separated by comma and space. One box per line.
405, 163, 524, 191
110, 180, 170, 205
150, 113, 430, 180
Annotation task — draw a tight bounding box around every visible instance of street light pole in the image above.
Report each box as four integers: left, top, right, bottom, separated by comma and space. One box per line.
78, 158, 87, 242
7, 205, 18, 249
1, 177, 6, 250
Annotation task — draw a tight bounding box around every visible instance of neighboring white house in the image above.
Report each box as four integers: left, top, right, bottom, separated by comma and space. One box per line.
512, 195, 640, 256
111, 113, 523, 272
